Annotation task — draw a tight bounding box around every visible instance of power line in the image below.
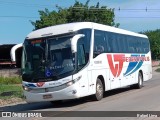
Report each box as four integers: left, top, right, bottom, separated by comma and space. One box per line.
0, 0, 56, 8
0, 1, 160, 12
0, 16, 38, 19
115, 16, 160, 19
72, 7, 160, 12
0, 2, 159, 19
0, 15, 160, 19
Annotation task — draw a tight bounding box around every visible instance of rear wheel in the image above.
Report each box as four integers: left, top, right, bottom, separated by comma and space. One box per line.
135, 72, 143, 89
94, 78, 104, 101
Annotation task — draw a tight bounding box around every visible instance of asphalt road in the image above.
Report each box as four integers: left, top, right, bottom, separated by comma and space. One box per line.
0, 67, 160, 120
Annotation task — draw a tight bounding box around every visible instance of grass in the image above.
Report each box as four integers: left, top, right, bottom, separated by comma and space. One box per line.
0, 77, 23, 100
0, 84, 23, 99
0, 76, 22, 84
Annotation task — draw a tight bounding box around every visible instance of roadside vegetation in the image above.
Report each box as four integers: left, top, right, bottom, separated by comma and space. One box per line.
0, 84, 23, 99
155, 68, 160, 72
1, 0, 160, 106
0, 76, 24, 105
0, 76, 21, 84
31, 0, 120, 30
142, 29, 160, 60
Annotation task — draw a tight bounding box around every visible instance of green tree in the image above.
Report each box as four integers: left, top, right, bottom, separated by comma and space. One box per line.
142, 29, 160, 59
31, 0, 119, 30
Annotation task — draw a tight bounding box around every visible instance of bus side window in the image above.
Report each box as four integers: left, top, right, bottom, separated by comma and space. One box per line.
109, 33, 119, 53
135, 38, 140, 53
93, 30, 106, 58
78, 29, 91, 63
144, 38, 149, 53
122, 35, 128, 53
128, 36, 135, 53
105, 32, 112, 53
77, 37, 87, 70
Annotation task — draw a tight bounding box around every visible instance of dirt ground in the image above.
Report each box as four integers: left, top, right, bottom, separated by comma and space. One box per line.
0, 97, 24, 106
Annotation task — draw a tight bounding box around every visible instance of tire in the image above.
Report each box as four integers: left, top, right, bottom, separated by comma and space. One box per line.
135, 72, 143, 89
94, 78, 104, 101
50, 100, 62, 105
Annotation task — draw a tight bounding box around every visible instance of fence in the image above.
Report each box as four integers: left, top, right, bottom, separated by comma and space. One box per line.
152, 60, 160, 67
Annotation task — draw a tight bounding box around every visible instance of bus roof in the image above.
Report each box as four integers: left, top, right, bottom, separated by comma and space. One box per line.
26, 22, 147, 39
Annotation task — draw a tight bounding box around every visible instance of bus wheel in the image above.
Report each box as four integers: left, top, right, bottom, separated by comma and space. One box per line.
50, 100, 62, 105
135, 72, 143, 89
94, 78, 104, 101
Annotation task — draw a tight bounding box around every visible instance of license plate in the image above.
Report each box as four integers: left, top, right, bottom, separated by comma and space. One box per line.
43, 94, 52, 99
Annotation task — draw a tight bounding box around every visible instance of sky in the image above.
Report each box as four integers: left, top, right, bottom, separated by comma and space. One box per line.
0, 0, 160, 44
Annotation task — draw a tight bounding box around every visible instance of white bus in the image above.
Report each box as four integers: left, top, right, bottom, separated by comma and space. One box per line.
22, 22, 152, 103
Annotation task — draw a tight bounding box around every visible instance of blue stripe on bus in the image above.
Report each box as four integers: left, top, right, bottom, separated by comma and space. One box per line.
124, 54, 139, 76
126, 59, 144, 76
25, 83, 37, 87
124, 54, 145, 76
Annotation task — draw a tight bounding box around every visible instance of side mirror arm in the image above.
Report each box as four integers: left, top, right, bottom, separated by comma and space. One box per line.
70, 34, 85, 53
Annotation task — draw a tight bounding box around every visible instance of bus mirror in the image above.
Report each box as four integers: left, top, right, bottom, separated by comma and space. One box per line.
71, 34, 85, 53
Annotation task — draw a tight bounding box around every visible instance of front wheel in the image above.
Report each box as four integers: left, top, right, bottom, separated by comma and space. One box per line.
50, 100, 63, 105
94, 78, 104, 101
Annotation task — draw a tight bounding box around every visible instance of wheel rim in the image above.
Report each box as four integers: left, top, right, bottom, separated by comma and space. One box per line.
139, 74, 143, 86
96, 83, 103, 98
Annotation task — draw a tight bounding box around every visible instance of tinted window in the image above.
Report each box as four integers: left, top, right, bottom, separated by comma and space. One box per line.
77, 29, 91, 70
105, 32, 122, 53
93, 30, 106, 58
93, 30, 150, 54
106, 32, 149, 54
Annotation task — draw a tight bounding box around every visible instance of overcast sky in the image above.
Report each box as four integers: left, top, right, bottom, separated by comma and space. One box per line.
0, 0, 160, 44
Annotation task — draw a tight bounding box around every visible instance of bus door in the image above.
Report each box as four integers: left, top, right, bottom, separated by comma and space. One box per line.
109, 71, 121, 89
77, 44, 89, 96
107, 54, 122, 89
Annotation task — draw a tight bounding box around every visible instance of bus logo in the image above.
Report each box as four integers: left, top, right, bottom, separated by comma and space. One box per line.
107, 54, 124, 78
107, 54, 150, 77
36, 82, 45, 87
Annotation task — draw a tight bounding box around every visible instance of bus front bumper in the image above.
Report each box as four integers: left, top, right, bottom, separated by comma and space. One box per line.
23, 84, 80, 103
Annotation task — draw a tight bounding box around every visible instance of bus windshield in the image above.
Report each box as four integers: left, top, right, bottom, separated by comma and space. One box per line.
22, 35, 75, 82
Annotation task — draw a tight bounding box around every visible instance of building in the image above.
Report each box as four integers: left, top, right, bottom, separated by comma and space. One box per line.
0, 43, 22, 68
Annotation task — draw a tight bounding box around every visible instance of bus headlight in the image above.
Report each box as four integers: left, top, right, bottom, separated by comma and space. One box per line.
66, 81, 74, 86
66, 75, 82, 87
22, 85, 32, 92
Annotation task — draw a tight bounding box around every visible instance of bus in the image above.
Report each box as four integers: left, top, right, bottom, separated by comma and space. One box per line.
21, 22, 152, 103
